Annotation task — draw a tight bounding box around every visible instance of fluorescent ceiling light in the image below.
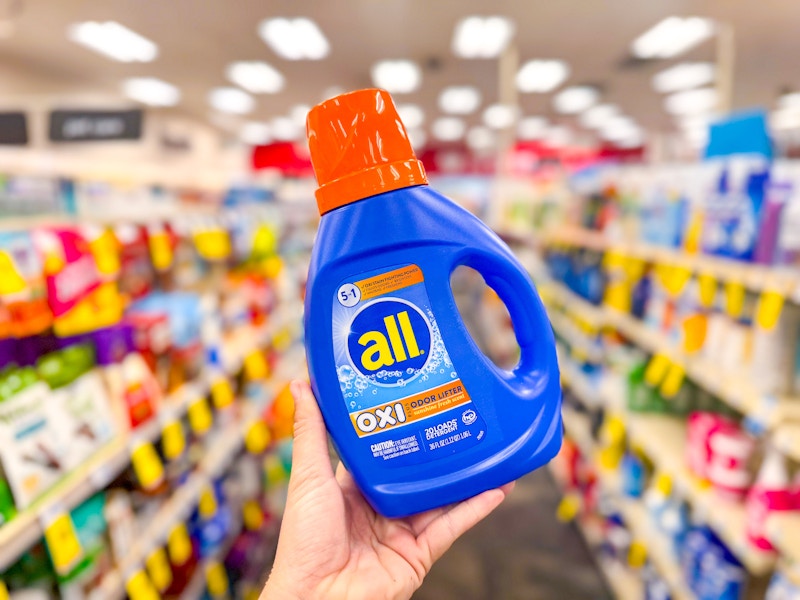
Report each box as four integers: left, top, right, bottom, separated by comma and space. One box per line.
600, 116, 640, 141
122, 77, 180, 107
466, 126, 495, 151
664, 87, 717, 115
371, 60, 421, 93
226, 61, 284, 94
258, 17, 329, 60
452, 16, 515, 59
553, 86, 598, 114
397, 104, 425, 129
771, 108, 800, 131
631, 16, 715, 59
208, 87, 255, 115
290, 104, 311, 128
240, 122, 272, 145
516, 60, 569, 93
271, 116, 301, 141
439, 86, 481, 115
544, 126, 571, 147
653, 62, 715, 93
580, 104, 619, 129
68, 21, 158, 62
407, 128, 427, 150
778, 92, 800, 110
517, 116, 548, 140
483, 104, 518, 129
432, 117, 466, 142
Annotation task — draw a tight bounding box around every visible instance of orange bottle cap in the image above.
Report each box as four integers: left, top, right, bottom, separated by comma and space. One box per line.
306, 88, 428, 215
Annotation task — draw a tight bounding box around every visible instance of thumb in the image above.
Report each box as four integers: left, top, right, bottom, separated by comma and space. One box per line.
289, 379, 334, 482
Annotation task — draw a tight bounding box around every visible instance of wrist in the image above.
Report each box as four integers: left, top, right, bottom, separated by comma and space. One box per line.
261, 573, 304, 600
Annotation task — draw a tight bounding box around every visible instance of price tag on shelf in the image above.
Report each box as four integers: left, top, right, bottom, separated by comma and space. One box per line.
665, 265, 692, 298
698, 273, 717, 308
755, 290, 784, 330
627, 540, 648, 568
148, 227, 173, 272
41, 508, 83, 575
272, 328, 293, 352
725, 281, 745, 318
130, 441, 165, 492
245, 420, 271, 455
211, 377, 234, 410
167, 523, 193, 567
125, 569, 161, 600
659, 362, 685, 399
644, 352, 671, 387
161, 419, 186, 461
205, 560, 230, 598
199, 485, 218, 519
244, 349, 269, 381
242, 499, 264, 531
0, 579, 9, 600
145, 547, 173, 593
555, 493, 581, 523
188, 397, 213, 435
193, 229, 231, 261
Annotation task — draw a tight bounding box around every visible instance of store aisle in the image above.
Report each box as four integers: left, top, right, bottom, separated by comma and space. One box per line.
413, 469, 611, 600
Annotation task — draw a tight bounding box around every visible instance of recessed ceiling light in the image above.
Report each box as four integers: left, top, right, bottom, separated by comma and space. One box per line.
439, 87, 481, 115
664, 87, 717, 115
258, 17, 329, 60
396, 104, 425, 129
290, 104, 311, 128
208, 87, 255, 114
407, 127, 426, 150
483, 104, 518, 129
432, 117, 466, 142
652, 62, 715, 93
631, 16, 715, 59
240, 122, 272, 145
452, 16, 515, 59
466, 126, 495, 151
272, 116, 301, 141
517, 116, 548, 140
226, 61, 284, 94
371, 60, 421, 93
68, 21, 158, 62
778, 92, 800, 110
579, 104, 619, 129
122, 77, 180, 107
600, 116, 640, 141
771, 108, 800, 131
516, 60, 569, 93
553, 86, 598, 114
544, 126, 571, 147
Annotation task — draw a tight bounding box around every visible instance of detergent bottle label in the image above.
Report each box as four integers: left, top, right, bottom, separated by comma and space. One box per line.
333, 264, 486, 465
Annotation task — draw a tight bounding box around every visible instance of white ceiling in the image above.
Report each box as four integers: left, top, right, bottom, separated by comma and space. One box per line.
0, 0, 799, 143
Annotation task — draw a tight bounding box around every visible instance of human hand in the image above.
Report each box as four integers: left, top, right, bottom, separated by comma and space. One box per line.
261, 380, 514, 600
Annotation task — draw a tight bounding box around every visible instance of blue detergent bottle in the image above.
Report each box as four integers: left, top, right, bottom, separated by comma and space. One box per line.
304, 89, 562, 517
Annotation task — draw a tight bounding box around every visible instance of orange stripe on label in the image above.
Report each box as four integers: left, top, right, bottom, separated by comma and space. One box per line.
355, 265, 423, 301
350, 379, 471, 437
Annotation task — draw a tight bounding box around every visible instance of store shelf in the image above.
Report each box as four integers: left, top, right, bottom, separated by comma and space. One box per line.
561, 404, 694, 600
546, 279, 800, 432
542, 226, 800, 297
549, 310, 604, 364
773, 422, 800, 463
0, 305, 301, 573
765, 512, 800, 566
97, 349, 305, 599
561, 364, 775, 576
181, 516, 245, 600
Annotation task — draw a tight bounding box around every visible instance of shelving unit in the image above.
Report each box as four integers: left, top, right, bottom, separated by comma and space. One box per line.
557, 321, 776, 577
96, 349, 306, 599
541, 226, 800, 297
0, 305, 302, 573
546, 279, 800, 432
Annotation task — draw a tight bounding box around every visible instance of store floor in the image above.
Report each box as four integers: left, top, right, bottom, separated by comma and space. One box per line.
413, 469, 611, 600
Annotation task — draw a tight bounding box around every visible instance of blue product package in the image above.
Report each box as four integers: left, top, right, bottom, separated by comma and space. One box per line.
303, 89, 562, 517
681, 525, 746, 600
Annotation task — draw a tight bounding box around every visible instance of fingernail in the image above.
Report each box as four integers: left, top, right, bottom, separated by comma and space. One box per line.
290, 379, 303, 398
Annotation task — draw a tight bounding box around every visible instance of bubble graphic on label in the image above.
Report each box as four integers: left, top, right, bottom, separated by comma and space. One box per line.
406, 368, 415, 375
451, 372, 457, 378
350, 401, 356, 408
372, 389, 377, 394
440, 369, 445, 374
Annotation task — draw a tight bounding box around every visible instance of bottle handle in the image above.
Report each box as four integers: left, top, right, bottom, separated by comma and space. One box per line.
454, 248, 555, 387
